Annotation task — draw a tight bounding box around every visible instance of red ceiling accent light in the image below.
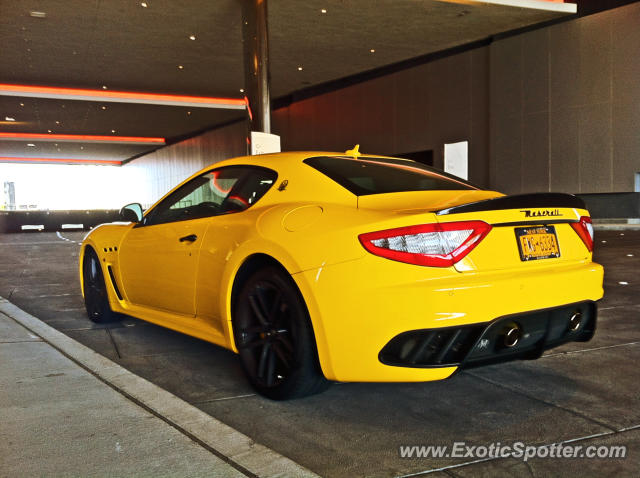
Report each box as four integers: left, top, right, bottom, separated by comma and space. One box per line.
0, 83, 247, 110
0, 132, 165, 144
0, 156, 122, 166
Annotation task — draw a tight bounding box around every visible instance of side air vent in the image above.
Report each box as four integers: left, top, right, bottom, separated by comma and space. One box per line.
107, 265, 123, 300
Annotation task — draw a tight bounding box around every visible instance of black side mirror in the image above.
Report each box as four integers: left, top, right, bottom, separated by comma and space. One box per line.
120, 203, 143, 223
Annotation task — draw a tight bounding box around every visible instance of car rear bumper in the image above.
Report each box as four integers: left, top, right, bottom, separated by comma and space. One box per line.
379, 300, 596, 370
294, 256, 604, 382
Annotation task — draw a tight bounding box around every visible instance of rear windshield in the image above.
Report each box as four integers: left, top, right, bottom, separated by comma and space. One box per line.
304, 156, 477, 196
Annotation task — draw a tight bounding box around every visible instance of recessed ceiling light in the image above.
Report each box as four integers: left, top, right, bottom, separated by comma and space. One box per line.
111, 129, 116, 133
239, 88, 244, 93
102, 85, 108, 89
297, 66, 303, 71
80, 146, 84, 150
29, 11, 47, 18
55, 120, 60, 125
321, 8, 327, 13
187, 111, 191, 115
101, 106, 107, 110
27, 143, 35, 147
5, 117, 15, 121
189, 35, 196, 41
178, 65, 184, 69
140, 2, 148, 7
47, 129, 52, 133
19, 103, 24, 107
370, 49, 376, 53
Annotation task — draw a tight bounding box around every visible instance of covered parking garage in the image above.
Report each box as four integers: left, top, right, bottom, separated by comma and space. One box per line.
1, 1, 639, 477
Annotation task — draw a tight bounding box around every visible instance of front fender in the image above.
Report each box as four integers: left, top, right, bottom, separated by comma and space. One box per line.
79, 222, 133, 299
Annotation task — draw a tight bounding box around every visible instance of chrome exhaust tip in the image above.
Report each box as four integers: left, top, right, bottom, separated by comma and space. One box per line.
568, 311, 583, 332
503, 323, 522, 348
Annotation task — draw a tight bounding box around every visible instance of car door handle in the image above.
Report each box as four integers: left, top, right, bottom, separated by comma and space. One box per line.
179, 234, 198, 243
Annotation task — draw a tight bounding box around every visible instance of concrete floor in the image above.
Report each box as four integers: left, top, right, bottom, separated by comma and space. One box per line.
0, 230, 638, 477
0, 309, 248, 478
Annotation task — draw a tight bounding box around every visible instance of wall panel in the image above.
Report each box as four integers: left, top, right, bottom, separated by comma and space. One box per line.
612, 101, 640, 192
522, 112, 550, 192
579, 102, 612, 192
392, 63, 431, 155
522, 29, 548, 115
549, 107, 580, 193
470, 48, 490, 187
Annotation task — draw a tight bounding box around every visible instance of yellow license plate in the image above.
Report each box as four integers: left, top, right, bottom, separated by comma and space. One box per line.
515, 225, 560, 261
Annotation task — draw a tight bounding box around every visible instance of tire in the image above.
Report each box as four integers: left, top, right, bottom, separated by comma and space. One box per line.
82, 248, 118, 323
233, 266, 330, 400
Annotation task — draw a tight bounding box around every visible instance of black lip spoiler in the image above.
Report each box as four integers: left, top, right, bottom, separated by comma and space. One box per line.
437, 193, 586, 216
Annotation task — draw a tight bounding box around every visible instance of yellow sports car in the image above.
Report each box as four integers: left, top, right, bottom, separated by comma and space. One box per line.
80, 150, 604, 399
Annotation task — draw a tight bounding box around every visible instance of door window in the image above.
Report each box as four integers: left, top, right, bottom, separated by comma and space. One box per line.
143, 166, 277, 226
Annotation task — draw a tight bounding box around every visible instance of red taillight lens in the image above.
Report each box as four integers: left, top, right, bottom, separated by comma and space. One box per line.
358, 221, 492, 267
570, 216, 594, 252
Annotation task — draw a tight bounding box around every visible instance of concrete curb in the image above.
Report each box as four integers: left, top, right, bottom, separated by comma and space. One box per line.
0, 297, 320, 478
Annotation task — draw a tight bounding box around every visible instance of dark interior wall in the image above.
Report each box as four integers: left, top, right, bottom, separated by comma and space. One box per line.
125, 2, 640, 198
273, 2, 639, 194
272, 48, 491, 186
490, 2, 640, 194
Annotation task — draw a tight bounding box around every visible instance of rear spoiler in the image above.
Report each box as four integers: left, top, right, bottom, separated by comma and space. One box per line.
436, 193, 586, 216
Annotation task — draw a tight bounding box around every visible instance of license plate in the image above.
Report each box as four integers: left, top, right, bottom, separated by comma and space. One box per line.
515, 225, 560, 261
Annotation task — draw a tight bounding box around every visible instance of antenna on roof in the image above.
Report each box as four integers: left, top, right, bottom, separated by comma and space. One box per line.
345, 144, 361, 158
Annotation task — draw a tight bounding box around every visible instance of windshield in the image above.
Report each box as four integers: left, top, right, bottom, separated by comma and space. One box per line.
304, 156, 477, 196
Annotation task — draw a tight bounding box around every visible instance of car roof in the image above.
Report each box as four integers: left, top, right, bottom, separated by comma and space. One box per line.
210, 151, 404, 170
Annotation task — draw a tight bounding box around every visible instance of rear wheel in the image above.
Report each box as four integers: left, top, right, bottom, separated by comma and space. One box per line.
82, 248, 118, 323
233, 266, 329, 400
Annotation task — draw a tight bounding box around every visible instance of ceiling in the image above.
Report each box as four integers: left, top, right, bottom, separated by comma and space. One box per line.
0, 0, 580, 165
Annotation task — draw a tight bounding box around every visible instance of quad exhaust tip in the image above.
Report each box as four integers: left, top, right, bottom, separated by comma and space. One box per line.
569, 311, 583, 332
503, 323, 522, 348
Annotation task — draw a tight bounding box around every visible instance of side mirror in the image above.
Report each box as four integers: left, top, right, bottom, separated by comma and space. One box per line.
120, 203, 143, 223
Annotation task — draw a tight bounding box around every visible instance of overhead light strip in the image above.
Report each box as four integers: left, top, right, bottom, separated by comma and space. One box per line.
0, 156, 122, 165
0, 84, 247, 110
0, 132, 165, 145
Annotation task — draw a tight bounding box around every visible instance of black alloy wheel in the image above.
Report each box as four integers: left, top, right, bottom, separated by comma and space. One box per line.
82, 248, 118, 323
233, 266, 329, 400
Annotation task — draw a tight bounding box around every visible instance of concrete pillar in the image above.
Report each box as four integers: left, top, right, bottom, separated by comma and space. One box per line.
241, 0, 271, 134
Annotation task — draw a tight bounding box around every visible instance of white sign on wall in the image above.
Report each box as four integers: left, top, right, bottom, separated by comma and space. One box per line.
250, 131, 281, 155
444, 141, 468, 180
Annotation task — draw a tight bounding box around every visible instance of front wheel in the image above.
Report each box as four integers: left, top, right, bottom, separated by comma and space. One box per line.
82, 248, 118, 323
233, 266, 329, 400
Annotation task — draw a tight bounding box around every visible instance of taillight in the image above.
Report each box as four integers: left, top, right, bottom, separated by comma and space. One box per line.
358, 221, 492, 267
570, 216, 594, 252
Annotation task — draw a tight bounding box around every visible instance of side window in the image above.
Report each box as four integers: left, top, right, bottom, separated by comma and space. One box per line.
224, 169, 277, 210
144, 166, 276, 226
